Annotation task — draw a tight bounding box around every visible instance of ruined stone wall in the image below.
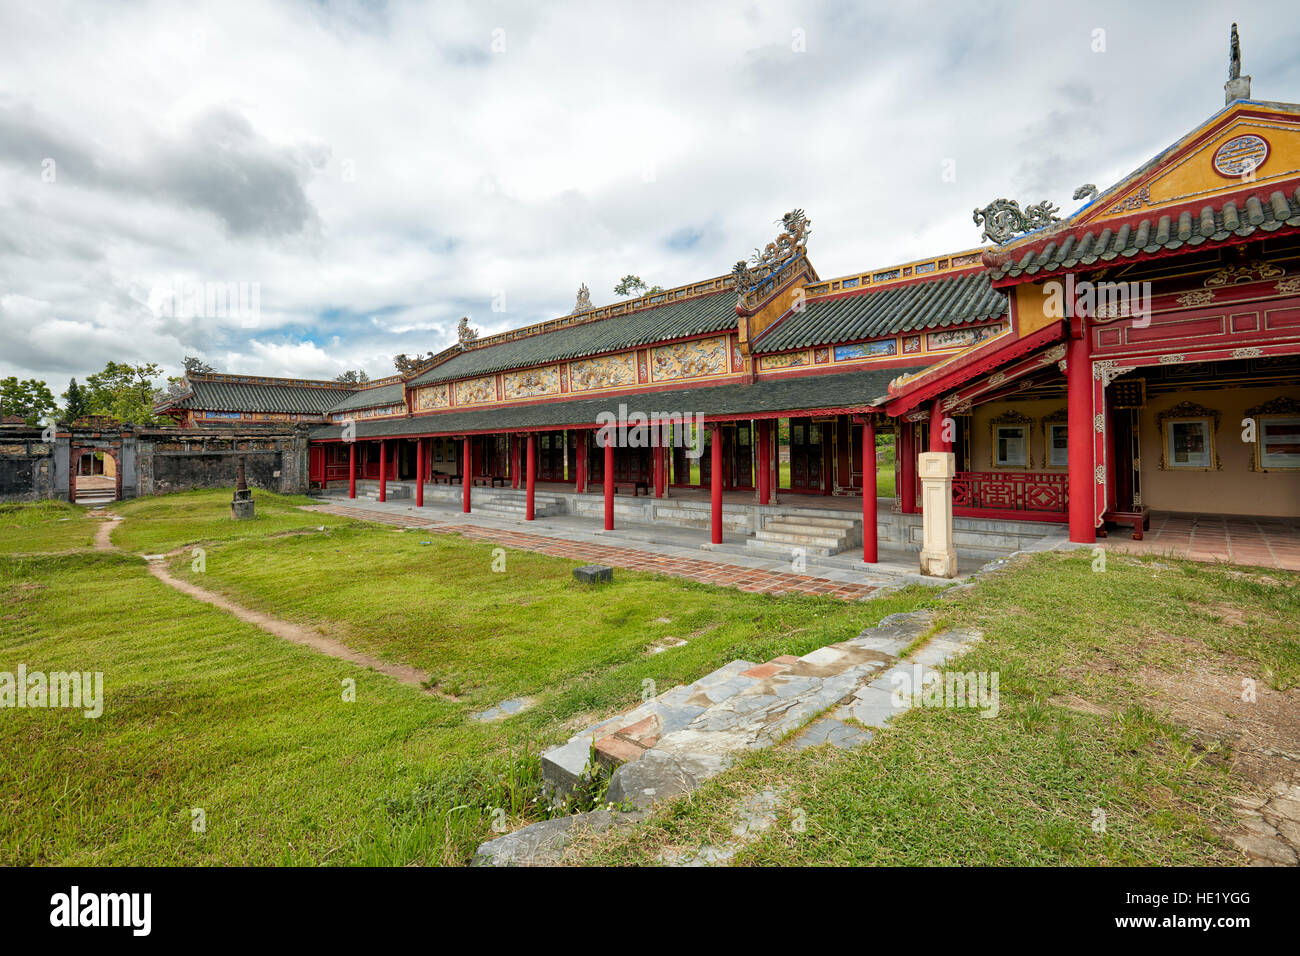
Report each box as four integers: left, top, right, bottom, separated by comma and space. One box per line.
0, 430, 55, 503
134, 426, 310, 497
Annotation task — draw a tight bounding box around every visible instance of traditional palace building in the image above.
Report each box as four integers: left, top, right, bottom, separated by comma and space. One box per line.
159, 38, 1300, 561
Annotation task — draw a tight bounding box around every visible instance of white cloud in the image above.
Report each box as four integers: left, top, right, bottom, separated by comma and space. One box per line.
0, 0, 1297, 388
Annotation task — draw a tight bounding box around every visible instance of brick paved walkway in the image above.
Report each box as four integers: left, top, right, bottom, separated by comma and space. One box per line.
1103, 512, 1300, 571
305, 503, 880, 600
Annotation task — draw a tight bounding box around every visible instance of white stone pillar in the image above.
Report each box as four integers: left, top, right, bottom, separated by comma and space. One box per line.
918, 451, 958, 578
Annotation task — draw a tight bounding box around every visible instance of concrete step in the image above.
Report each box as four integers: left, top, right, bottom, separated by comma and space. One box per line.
765, 515, 859, 532
474, 501, 565, 518
750, 529, 848, 554
361, 487, 411, 500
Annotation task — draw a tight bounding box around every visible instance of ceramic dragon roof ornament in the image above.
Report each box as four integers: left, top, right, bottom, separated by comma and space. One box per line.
972, 198, 1061, 245
456, 316, 478, 349
572, 283, 594, 315
731, 209, 812, 295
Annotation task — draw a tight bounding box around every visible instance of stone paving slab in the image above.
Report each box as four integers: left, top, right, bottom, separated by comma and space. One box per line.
481, 583, 984, 864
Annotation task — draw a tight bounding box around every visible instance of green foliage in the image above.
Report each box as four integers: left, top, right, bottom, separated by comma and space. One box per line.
83, 361, 165, 425
613, 275, 664, 298
60, 378, 89, 424
0, 376, 57, 425
335, 370, 370, 386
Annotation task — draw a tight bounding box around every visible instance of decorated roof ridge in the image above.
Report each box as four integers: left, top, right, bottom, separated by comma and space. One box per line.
347, 373, 406, 389
392, 271, 741, 384
984, 179, 1300, 283
185, 371, 357, 391
802, 247, 990, 300
978, 98, 1300, 263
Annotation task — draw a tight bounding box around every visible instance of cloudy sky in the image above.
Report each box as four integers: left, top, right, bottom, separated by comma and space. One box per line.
2, 0, 1298, 391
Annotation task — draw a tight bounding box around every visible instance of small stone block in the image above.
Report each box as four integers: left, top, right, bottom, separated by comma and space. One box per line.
593, 734, 647, 768
231, 498, 256, 520
574, 564, 613, 584
614, 716, 661, 747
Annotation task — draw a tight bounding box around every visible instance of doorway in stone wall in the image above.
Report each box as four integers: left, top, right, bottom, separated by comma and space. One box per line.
70, 446, 122, 504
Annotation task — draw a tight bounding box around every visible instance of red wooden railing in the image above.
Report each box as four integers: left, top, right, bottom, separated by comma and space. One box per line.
951, 471, 1068, 523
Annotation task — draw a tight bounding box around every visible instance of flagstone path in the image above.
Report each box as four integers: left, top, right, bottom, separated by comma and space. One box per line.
472, 609, 985, 866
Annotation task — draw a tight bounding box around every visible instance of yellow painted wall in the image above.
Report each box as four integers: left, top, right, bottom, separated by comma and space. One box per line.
968, 398, 1069, 472
1139, 386, 1300, 517
1014, 283, 1058, 337
1088, 109, 1300, 224
740, 277, 808, 353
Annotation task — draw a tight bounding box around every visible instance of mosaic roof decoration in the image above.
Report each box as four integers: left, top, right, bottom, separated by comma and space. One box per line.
985, 186, 1300, 282
973, 198, 1062, 244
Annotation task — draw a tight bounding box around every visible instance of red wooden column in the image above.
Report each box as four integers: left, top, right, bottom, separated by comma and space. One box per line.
898, 422, 917, 514
602, 432, 614, 530
929, 397, 951, 453
378, 440, 387, 502
575, 431, 587, 493
415, 438, 424, 507
862, 418, 878, 563
757, 419, 771, 505
1067, 317, 1095, 543
511, 435, 520, 489
348, 442, 356, 498
462, 437, 471, 513
652, 444, 664, 498
525, 433, 537, 521
709, 423, 723, 544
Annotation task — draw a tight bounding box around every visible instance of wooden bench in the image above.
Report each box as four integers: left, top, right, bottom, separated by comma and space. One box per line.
1100, 507, 1150, 540
472, 475, 507, 488
616, 480, 651, 497
429, 472, 455, 485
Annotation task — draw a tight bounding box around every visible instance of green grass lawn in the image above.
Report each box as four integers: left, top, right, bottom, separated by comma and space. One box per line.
0, 500, 97, 554
108, 489, 352, 553
570, 550, 1300, 865
0, 491, 928, 865
6, 491, 1294, 867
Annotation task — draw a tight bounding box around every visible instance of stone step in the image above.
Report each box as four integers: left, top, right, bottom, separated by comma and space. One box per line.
361, 487, 412, 500
765, 516, 859, 532
474, 501, 566, 518
754, 527, 847, 548
745, 539, 842, 558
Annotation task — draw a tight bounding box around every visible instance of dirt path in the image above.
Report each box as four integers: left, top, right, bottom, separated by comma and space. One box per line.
92, 512, 442, 695
92, 515, 120, 551
144, 560, 437, 690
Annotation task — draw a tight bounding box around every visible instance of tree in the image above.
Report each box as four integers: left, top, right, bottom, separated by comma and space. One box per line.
335, 370, 370, 386
83, 361, 166, 425
61, 378, 90, 424
0, 377, 58, 425
613, 275, 665, 298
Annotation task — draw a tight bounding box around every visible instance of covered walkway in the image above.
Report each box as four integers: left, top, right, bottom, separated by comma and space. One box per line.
1101, 512, 1300, 571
